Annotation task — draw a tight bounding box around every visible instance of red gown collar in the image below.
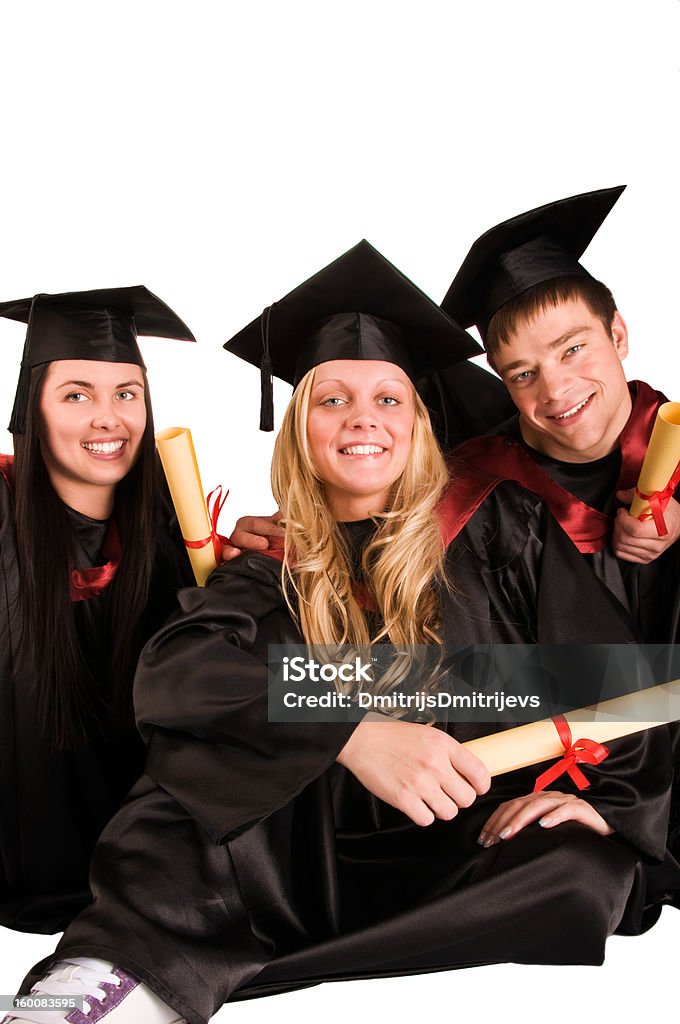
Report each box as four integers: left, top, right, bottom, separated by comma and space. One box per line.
1, 454, 120, 602
450, 380, 666, 553
0, 452, 13, 487
69, 521, 122, 602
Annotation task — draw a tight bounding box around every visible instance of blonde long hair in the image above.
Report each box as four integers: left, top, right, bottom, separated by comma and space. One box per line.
270, 365, 450, 648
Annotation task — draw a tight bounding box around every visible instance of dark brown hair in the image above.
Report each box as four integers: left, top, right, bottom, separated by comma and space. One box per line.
13, 363, 160, 750
485, 276, 617, 370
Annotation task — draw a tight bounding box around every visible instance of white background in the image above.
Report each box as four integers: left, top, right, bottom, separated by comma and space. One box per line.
0, 1, 679, 1021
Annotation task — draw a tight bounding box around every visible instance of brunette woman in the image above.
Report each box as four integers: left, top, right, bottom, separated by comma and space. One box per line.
0, 287, 195, 934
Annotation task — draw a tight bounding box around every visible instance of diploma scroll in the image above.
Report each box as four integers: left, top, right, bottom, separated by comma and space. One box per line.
629, 402, 680, 534
156, 427, 219, 587
463, 677, 680, 777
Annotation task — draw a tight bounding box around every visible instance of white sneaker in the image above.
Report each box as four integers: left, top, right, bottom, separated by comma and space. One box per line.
2, 957, 186, 1023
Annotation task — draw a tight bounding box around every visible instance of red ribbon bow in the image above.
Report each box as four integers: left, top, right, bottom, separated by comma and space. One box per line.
634, 464, 680, 537
184, 485, 230, 562
533, 715, 609, 793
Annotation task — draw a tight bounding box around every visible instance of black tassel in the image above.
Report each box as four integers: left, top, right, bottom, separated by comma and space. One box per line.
259, 305, 274, 431
259, 350, 274, 431
8, 363, 31, 435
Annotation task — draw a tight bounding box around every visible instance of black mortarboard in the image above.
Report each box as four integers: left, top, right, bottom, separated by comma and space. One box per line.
224, 239, 481, 430
441, 186, 626, 341
1, 285, 196, 434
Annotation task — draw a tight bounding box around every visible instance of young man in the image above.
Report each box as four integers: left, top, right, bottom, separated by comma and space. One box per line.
439, 185, 680, 878
440, 185, 680, 647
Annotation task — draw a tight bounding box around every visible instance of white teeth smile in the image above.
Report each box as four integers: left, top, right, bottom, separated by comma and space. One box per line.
81, 440, 125, 454
553, 397, 591, 420
340, 444, 386, 455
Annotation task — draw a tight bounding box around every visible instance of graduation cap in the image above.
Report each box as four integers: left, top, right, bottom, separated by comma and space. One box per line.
224, 239, 481, 430
1, 285, 196, 434
441, 186, 626, 341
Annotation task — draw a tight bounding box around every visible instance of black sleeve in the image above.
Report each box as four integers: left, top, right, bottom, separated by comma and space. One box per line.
447, 484, 673, 862
571, 726, 674, 862
135, 553, 357, 843
446, 483, 642, 647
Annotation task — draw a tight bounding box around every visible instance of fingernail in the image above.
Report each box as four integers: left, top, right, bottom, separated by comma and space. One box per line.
477, 832, 488, 846
539, 816, 552, 827
499, 827, 512, 840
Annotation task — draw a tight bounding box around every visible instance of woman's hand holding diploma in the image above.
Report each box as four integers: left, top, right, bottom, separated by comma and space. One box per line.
337, 720, 491, 827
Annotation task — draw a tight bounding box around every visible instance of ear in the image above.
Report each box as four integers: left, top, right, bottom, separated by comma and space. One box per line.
610, 310, 629, 362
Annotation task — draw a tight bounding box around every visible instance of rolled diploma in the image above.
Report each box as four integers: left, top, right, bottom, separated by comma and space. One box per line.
463, 677, 680, 777
629, 402, 680, 523
156, 427, 217, 586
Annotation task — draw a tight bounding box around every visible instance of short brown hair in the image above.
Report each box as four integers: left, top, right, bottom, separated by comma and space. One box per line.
485, 276, 617, 369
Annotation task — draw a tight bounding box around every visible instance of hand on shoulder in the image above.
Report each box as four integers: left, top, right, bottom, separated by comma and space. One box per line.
223, 511, 285, 559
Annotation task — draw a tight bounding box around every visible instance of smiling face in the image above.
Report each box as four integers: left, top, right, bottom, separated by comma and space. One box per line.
495, 297, 632, 463
305, 359, 416, 520
38, 359, 147, 518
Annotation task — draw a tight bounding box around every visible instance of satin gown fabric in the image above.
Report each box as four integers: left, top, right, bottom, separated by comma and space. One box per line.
24, 483, 678, 1024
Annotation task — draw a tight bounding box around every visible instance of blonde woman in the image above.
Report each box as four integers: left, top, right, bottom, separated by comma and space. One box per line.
8, 244, 674, 1024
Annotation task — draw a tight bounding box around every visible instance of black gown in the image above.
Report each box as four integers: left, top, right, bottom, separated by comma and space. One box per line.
0, 456, 193, 934
467, 412, 680, 879
23, 483, 676, 1024
431, 375, 680, 872
492, 414, 680, 648
429, 375, 679, 641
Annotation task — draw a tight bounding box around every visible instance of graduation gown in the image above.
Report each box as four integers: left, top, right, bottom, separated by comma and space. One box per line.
450, 382, 680, 644
450, 381, 680, 878
25, 482, 676, 1024
0, 454, 193, 934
